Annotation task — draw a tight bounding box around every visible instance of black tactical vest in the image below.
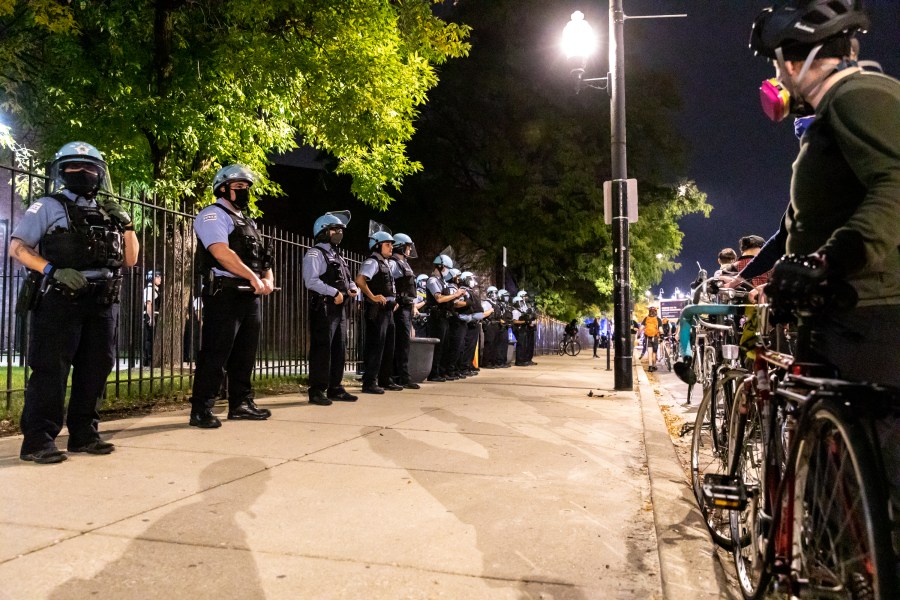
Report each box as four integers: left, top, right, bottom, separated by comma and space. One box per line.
425, 275, 449, 308
458, 288, 479, 314
366, 253, 395, 297
196, 203, 273, 276
40, 195, 124, 271
391, 253, 416, 299
313, 243, 352, 295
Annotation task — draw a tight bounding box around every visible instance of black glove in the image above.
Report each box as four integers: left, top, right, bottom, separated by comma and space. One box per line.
764, 254, 857, 319
52, 267, 87, 292
98, 198, 132, 228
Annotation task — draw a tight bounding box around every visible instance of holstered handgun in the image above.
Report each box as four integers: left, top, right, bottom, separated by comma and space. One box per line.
15, 271, 43, 314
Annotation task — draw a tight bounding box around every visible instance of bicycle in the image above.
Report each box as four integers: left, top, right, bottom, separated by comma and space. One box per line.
703, 257, 898, 599
557, 335, 581, 356
687, 304, 750, 550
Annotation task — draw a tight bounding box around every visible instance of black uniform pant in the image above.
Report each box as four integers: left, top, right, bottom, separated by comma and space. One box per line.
462, 322, 480, 370
526, 324, 536, 361
483, 322, 499, 366
513, 325, 529, 364
393, 304, 413, 383
142, 315, 154, 366
443, 317, 466, 376
308, 299, 347, 393
20, 288, 117, 454
427, 312, 449, 378
192, 289, 260, 412
495, 325, 510, 365
363, 304, 395, 387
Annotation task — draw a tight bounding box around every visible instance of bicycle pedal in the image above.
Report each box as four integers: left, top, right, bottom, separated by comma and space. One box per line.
701, 474, 748, 511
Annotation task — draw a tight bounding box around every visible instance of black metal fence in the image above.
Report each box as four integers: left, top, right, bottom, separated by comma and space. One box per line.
0, 158, 568, 417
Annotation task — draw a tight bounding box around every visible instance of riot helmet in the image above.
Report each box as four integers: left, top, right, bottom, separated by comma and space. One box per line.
211, 164, 255, 210
459, 271, 475, 288
368, 230, 394, 253
146, 269, 161, 283
416, 274, 428, 289
498, 289, 510, 301
433, 254, 453, 269
486, 285, 498, 299
392, 233, 417, 258
443, 267, 461, 283
50, 141, 111, 199
313, 211, 351, 244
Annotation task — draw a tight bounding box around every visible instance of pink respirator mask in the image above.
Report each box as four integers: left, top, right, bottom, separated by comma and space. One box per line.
759, 78, 791, 123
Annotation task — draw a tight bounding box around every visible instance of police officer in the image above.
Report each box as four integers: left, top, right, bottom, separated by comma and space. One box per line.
390, 233, 420, 389
142, 270, 161, 366
190, 164, 275, 428
303, 211, 358, 406
441, 268, 470, 380
355, 231, 402, 394
511, 292, 536, 367
9, 141, 139, 463
413, 274, 428, 338
520, 290, 537, 367
458, 272, 488, 376
481, 286, 501, 368
425, 255, 465, 382
495, 289, 513, 368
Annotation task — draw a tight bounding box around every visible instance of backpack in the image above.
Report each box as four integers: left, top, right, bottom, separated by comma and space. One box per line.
643, 316, 660, 337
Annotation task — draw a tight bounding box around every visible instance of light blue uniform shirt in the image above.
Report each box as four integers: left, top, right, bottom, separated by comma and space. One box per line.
302, 242, 354, 297
359, 256, 395, 303
12, 190, 93, 247
426, 275, 445, 297
194, 199, 242, 278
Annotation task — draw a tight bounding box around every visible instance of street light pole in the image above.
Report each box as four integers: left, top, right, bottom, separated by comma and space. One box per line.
608, 0, 632, 390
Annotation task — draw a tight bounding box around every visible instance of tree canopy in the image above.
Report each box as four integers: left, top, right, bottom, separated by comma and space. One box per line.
0, 0, 469, 208
394, 0, 711, 319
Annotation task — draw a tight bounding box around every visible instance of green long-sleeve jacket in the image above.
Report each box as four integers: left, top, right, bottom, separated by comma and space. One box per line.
787, 71, 900, 306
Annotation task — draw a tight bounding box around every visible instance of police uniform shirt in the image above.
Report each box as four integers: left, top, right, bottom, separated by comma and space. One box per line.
426, 276, 445, 298
359, 257, 395, 303
193, 199, 246, 278
389, 258, 404, 280
303, 243, 351, 298
11, 189, 95, 250
143, 283, 159, 307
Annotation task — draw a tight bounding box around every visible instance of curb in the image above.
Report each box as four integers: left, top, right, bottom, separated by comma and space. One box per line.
636, 363, 736, 599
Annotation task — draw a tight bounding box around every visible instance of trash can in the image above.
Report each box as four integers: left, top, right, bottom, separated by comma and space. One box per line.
409, 337, 439, 383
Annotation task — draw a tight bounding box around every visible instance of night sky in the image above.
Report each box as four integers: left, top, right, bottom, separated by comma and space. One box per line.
265, 1, 899, 302
618, 1, 900, 297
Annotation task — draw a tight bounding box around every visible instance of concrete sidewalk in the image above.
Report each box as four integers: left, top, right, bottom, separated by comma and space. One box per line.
0, 354, 728, 599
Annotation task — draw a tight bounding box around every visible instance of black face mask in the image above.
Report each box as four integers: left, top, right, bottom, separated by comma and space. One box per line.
329, 231, 344, 246
231, 188, 250, 210
62, 170, 101, 198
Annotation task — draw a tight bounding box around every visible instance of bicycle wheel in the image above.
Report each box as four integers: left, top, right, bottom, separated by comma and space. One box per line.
728, 385, 771, 599
791, 402, 896, 599
690, 373, 736, 550
664, 342, 673, 372
566, 340, 581, 356
702, 344, 717, 389
557, 340, 565, 356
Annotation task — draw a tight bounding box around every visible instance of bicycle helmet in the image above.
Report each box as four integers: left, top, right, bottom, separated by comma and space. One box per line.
750, 0, 868, 60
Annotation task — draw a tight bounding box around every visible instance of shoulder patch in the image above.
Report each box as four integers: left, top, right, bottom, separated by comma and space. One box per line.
363, 259, 376, 266
202, 213, 218, 222
307, 250, 320, 258
26, 202, 43, 214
